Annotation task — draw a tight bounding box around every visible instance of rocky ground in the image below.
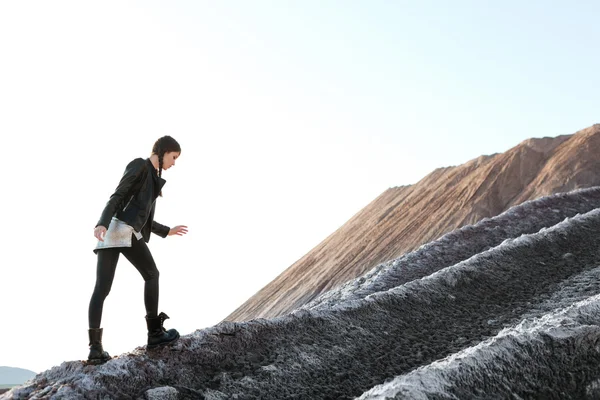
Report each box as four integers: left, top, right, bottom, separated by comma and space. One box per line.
4, 187, 600, 399
227, 124, 600, 323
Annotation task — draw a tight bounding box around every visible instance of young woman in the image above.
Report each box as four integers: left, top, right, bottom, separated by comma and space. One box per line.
87, 135, 188, 365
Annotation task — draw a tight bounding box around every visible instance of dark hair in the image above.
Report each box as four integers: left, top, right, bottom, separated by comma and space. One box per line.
152, 135, 181, 196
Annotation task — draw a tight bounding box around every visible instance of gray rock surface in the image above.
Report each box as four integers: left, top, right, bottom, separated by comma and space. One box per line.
4, 187, 600, 399
357, 295, 600, 399
301, 186, 600, 312
145, 386, 178, 400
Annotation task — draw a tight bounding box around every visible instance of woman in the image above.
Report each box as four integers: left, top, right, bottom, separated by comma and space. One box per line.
87, 135, 188, 365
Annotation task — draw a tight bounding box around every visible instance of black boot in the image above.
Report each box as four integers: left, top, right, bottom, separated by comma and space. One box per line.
87, 328, 111, 365
146, 312, 180, 349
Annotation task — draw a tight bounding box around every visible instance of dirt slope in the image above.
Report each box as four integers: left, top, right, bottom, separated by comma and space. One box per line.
225, 124, 600, 322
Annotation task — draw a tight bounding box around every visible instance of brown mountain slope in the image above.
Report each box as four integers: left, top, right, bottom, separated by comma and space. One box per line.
224, 124, 600, 322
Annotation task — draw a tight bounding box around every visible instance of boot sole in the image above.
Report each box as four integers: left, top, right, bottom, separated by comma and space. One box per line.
147, 332, 180, 350
84, 357, 111, 366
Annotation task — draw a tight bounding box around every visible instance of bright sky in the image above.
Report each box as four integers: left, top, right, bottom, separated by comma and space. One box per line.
1, 1, 598, 374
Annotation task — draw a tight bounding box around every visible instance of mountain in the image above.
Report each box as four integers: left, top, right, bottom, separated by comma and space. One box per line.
225, 124, 600, 322
4, 186, 600, 399
0, 366, 36, 392
0, 366, 36, 385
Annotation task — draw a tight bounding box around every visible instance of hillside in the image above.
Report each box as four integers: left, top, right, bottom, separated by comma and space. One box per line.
225, 124, 600, 322
0, 367, 37, 396
5, 187, 600, 398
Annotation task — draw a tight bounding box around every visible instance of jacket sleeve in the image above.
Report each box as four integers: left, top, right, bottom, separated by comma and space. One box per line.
96, 158, 146, 229
151, 221, 170, 238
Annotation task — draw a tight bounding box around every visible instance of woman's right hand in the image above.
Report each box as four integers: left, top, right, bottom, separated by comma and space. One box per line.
94, 225, 107, 242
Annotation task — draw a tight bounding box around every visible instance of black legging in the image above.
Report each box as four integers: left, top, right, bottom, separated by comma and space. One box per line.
88, 233, 160, 328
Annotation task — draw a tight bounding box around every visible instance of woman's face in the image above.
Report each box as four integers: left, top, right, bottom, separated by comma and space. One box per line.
163, 151, 180, 170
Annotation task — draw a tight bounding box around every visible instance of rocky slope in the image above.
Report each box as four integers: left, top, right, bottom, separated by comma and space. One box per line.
5, 187, 600, 399
225, 124, 600, 322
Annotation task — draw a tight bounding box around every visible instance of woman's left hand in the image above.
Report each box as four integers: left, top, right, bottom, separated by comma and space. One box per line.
169, 225, 189, 236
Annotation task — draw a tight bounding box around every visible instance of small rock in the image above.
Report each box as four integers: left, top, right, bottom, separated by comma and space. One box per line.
146, 386, 178, 400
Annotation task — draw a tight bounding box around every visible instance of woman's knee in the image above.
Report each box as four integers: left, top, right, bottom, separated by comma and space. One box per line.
92, 284, 112, 300
145, 268, 160, 282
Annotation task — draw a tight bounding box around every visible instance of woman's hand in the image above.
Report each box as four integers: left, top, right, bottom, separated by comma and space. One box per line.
94, 225, 107, 241
169, 225, 188, 237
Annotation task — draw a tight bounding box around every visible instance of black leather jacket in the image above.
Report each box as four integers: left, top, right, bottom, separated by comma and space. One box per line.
96, 158, 170, 242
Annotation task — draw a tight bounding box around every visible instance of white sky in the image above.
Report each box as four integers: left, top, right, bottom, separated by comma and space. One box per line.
1, 1, 598, 374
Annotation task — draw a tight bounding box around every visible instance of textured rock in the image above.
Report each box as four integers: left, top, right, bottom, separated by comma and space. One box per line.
301, 186, 600, 312
357, 295, 600, 400
225, 124, 600, 322
5, 187, 600, 399
145, 386, 178, 400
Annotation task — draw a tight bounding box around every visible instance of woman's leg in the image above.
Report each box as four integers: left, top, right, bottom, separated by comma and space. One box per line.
88, 248, 120, 329
120, 235, 160, 318
121, 235, 179, 347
